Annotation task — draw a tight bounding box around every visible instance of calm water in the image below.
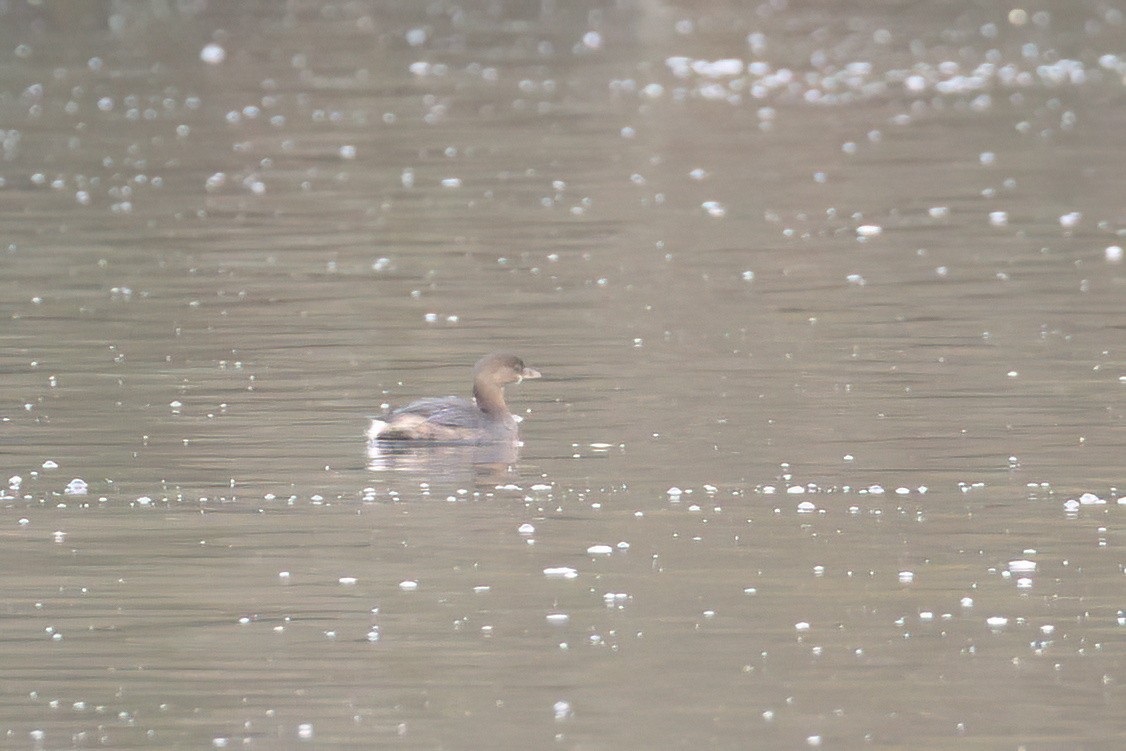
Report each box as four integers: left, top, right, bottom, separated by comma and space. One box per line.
1, 1, 1124, 748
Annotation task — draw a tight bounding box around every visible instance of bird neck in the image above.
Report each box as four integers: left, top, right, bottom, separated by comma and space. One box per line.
473, 380, 509, 417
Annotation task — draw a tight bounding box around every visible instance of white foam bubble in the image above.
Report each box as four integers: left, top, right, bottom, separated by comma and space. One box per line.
544, 567, 578, 579
199, 43, 225, 65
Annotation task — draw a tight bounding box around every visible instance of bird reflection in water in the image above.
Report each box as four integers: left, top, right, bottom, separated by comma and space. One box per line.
365, 437, 521, 485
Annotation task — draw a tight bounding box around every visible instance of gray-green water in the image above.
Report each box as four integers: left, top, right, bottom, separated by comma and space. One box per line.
1, 2, 1123, 748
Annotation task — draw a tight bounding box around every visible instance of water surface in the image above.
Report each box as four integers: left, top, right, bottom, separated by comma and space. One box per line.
1, 1, 1123, 748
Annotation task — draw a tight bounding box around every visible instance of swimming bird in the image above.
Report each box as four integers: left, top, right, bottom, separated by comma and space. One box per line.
367, 353, 540, 444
